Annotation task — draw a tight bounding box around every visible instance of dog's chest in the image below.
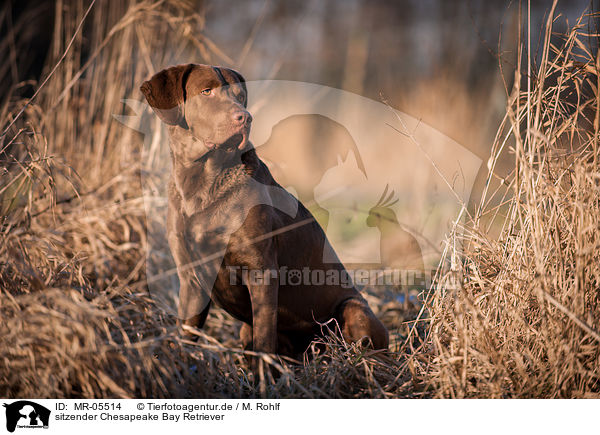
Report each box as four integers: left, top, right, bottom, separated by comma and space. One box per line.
182, 191, 250, 245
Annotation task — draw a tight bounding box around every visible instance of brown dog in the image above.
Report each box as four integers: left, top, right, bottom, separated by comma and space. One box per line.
140, 64, 388, 358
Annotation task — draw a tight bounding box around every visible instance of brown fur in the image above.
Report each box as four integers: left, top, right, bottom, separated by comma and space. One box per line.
140, 64, 388, 358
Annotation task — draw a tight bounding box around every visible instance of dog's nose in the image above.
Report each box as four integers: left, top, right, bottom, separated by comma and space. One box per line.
232, 110, 252, 125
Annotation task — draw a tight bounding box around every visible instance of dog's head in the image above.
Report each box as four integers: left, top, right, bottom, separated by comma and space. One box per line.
140, 64, 251, 162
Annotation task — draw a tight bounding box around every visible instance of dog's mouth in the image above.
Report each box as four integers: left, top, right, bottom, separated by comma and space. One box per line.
223, 133, 248, 150
204, 132, 249, 153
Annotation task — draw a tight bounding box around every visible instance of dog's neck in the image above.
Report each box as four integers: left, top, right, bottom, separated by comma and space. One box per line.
170, 140, 259, 214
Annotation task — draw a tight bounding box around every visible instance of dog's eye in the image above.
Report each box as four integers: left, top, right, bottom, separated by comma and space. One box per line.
201, 88, 212, 96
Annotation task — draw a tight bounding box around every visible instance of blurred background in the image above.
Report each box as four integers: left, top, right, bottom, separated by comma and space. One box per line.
3, 0, 595, 159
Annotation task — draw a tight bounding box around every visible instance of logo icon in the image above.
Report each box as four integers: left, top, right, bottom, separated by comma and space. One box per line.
115, 79, 482, 316
3, 401, 50, 433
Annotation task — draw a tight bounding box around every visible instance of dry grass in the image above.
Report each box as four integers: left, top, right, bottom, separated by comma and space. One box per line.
424, 3, 600, 398
1, 0, 599, 398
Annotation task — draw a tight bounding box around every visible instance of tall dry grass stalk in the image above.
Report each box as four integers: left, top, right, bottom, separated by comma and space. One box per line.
425, 2, 600, 398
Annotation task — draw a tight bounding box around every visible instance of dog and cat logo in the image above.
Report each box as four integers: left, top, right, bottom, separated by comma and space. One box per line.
118, 80, 482, 311
2, 401, 50, 432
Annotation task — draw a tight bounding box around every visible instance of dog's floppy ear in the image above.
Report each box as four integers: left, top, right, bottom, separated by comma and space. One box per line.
140, 64, 194, 128
223, 67, 248, 108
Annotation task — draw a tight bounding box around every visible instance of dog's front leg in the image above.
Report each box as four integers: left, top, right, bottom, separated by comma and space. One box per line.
169, 234, 212, 332
248, 279, 278, 354
167, 194, 211, 333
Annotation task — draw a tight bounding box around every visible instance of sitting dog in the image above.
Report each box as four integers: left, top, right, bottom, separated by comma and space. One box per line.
140, 64, 388, 358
